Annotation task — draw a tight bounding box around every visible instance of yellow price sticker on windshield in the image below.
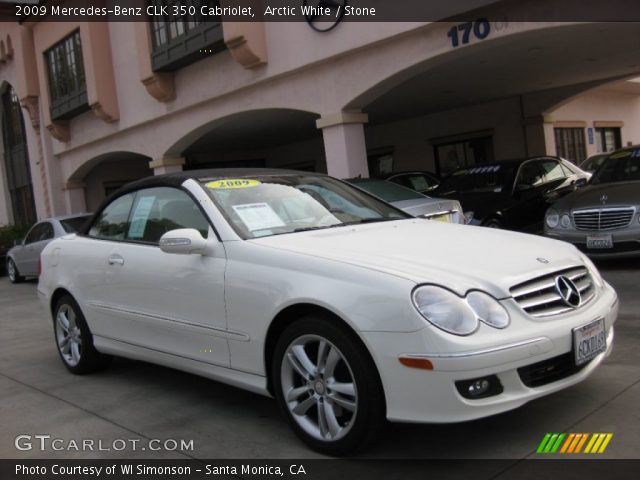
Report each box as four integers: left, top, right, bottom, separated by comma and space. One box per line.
206, 179, 261, 189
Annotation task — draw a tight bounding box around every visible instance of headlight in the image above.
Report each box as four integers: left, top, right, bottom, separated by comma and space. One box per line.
466, 291, 510, 329
580, 253, 604, 289
546, 208, 559, 228
463, 211, 474, 224
560, 214, 571, 228
412, 286, 478, 335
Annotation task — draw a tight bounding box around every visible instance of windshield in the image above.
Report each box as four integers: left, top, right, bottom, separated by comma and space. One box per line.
590, 150, 640, 184
437, 165, 516, 194
60, 215, 92, 233
201, 175, 409, 239
348, 179, 426, 202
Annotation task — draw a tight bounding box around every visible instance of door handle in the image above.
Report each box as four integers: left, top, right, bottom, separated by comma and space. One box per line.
107, 255, 124, 266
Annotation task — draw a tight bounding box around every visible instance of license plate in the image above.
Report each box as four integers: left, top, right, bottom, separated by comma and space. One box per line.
431, 214, 451, 223
573, 318, 606, 366
586, 234, 613, 249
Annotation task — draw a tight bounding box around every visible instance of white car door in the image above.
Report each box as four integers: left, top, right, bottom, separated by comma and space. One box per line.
94, 186, 230, 368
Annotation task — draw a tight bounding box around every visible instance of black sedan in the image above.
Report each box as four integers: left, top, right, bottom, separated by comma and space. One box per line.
432, 156, 590, 232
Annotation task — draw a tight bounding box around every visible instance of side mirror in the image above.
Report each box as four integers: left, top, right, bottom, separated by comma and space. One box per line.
515, 183, 533, 193
14, 239, 22, 247
159, 228, 209, 255
575, 178, 588, 188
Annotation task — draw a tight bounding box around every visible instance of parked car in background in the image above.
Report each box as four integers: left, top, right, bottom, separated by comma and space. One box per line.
433, 156, 590, 232
39, 169, 617, 454
346, 178, 466, 224
6, 214, 91, 283
545, 146, 640, 257
580, 153, 608, 173
384, 170, 441, 194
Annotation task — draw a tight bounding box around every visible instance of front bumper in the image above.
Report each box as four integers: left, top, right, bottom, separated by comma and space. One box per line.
545, 226, 640, 258
362, 282, 618, 423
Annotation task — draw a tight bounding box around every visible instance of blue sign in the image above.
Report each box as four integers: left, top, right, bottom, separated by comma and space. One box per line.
587, 127, 594, 145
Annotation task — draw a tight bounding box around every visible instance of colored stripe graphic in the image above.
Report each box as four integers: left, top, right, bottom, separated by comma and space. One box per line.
537, 433, 613, 454
537, 433, 565, 453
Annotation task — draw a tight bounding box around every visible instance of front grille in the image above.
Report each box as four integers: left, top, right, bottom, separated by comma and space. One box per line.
573, 208, 635, 231
518, 353, 590, 388
510, 267, 595, 318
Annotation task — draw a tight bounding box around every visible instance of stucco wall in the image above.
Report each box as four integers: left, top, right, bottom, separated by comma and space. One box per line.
550, 89, 640, 157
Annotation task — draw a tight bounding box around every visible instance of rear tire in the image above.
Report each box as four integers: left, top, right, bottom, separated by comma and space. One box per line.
272, 315, 385, 455
7, 258, 24, 284
53, 295, 111, 374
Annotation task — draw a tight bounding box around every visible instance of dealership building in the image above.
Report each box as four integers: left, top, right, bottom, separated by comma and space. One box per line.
1, 0, 640, 226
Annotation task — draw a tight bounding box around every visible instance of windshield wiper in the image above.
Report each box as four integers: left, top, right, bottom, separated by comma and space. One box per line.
292, 225, 338, 233
340, 218, 399, 226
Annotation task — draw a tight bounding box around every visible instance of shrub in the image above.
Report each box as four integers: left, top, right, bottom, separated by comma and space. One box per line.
0, 224, 29, 256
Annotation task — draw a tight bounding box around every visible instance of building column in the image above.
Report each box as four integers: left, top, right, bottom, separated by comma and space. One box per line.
63, 182, 87, 214
522, 114, 556, 157
316, 112, 370, 178
149, 156, 185, 175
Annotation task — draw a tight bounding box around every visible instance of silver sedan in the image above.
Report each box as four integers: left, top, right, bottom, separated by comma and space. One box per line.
6, 214, 91, 283
544, 146, 640, 258
346, 178, 467, 224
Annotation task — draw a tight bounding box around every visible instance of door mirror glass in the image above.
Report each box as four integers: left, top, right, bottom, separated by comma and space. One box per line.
159, 228, 209, 255
575, 177, 588, 188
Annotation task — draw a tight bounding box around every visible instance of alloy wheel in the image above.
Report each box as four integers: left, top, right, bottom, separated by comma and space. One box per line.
280, 334, 358, 442
7, 260, 16, 282
55, 304, 83, 367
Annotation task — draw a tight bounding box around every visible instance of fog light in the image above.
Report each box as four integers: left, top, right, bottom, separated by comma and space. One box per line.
455, 375, 503, 399
469, 379, 489, 395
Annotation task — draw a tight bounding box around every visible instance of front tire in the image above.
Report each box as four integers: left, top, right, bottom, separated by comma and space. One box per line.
7, 258, 24, 283
272, 316, 385, 455
53, 295, 111, 374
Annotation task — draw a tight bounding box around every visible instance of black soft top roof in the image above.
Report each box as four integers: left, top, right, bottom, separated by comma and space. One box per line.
81, 168, 327, 235
111, 168, 326, 196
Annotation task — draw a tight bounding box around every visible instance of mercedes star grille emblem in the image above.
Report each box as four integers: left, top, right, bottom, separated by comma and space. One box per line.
555, 275, 581, 308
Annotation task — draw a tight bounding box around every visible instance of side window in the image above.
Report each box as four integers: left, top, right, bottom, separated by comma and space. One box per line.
517, 162, 544, 188
88, 193, 135, 240
540, 160, 567, 182
127, 187, 210, 244
40, 222, 54, 241
24, 223, 45, 244
408, 174, 437, 190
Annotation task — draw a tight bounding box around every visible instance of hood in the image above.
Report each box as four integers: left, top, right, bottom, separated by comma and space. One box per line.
250, 219, 585, 299
554, 181, 640, 211
392, 198, 460, 217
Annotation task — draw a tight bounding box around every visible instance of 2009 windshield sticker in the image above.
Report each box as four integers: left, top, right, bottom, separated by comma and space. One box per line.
206, 179, 261, 189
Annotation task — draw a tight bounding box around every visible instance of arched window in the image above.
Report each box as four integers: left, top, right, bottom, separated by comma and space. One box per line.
1, 86, 36, 226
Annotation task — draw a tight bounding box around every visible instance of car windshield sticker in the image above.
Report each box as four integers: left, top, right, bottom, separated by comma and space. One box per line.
232, 203, 286, 231
206, 179, 261, 189
128, 196, 155, 239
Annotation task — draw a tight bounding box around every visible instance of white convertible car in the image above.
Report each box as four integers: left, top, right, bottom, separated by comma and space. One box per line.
38, 169, 618, 454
